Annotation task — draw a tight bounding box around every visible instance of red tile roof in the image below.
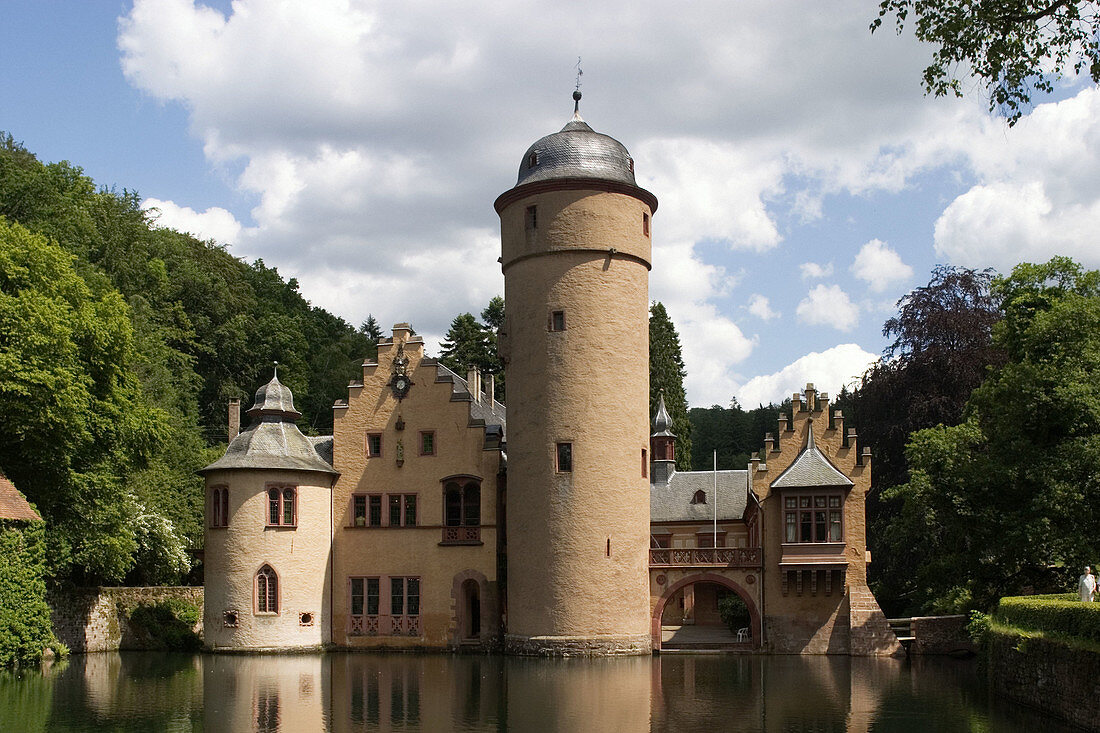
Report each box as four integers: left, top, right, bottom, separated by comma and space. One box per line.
0, 474, 42, 522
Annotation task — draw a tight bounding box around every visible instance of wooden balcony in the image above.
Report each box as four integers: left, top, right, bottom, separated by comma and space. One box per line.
779, 542, 847, 567
649, 547, 761, 568
440, 526, 481, 545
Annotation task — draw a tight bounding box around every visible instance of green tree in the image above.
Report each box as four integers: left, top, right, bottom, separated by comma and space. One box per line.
480, 296, 506, 402
872, 1, 1100, 124
886, 257, 1100, 612
649, 302, 692, 470
439, 313, 494, 375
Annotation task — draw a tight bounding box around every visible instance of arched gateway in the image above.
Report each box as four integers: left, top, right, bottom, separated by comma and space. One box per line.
651, 572, 761, 651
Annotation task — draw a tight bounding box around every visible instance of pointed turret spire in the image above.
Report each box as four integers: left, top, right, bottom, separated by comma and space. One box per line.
651, 390, 675, 437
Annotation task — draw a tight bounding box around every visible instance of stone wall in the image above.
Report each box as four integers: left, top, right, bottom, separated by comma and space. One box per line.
986, 630, 1100, 731
910, 615, 974, 655
48, 586, 203, 653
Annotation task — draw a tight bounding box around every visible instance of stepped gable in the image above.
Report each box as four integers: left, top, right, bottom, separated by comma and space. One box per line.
426, 360, 506, 445
651, 470, 750, 522
200, 370, 337, 476
771, 421, 852, 489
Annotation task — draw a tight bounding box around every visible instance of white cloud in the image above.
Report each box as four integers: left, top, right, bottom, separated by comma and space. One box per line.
735, 344, 878, 408
142, 197, 245, 244
796, 285, 858, 330
933, 87, 1100, 271
851, 238, 913, 292
800, 261, 834, 280
748, 294, 779, 320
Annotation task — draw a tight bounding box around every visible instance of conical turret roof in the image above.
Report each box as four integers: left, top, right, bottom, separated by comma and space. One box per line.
652, 392, 676, 438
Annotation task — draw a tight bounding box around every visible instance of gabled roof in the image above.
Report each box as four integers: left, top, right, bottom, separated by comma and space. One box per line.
771, 422, 853, 489
0, 474, 42, 522
651, 470, 749, 522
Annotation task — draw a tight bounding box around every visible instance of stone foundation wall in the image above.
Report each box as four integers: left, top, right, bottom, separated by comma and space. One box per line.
504, 633, 652, 657
910, 615, 974, 655
48, 586, 203, 653
987, 630, 1100, 731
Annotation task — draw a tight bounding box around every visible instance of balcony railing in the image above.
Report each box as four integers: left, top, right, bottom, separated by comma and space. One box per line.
778, 542, 847, 566
441, 526, 481, 544
649, 547, 761, 568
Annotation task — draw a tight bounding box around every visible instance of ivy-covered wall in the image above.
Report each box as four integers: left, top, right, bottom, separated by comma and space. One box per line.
0, 519, 58, 666
48, 586, 203, 653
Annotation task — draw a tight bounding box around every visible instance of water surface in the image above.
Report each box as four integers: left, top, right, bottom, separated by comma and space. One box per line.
0, 652, 1070, 732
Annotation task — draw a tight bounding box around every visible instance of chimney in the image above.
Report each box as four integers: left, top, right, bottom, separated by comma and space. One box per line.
486, 374, 495, 405
228, 398, 241, 442
467, 369, 481, 403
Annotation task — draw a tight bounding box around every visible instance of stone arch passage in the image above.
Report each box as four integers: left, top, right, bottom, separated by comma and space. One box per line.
450, 569, 490, 646
651, 572, 761, 651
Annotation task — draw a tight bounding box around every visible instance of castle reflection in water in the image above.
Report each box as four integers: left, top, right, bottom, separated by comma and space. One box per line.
7, 651, 1073, 732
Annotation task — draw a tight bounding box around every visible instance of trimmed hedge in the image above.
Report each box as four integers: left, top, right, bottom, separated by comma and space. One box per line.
994, 594, 1100, 645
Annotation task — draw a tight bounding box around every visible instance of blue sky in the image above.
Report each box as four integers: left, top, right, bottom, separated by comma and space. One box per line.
3, 1, 1097, 408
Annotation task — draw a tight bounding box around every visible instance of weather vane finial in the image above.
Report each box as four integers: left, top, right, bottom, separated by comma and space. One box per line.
573, 57, 583, 113
273, 360, 279, 378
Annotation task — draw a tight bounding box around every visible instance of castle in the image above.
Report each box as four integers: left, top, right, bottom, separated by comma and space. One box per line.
200, 94, 900, 656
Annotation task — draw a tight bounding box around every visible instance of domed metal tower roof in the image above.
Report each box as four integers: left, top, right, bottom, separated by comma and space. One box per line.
515, 91, 638, 187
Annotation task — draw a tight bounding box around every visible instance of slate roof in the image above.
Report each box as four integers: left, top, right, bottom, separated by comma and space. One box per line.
651, 470, 749, 523
771, 422, 852, 489
431, 362, 506, 438
201, 372, 337, 476
514, 94, 638, 188
0, 474, 41, 522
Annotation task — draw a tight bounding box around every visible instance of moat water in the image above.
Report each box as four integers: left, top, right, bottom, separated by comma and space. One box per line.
0, 652, 1073, 732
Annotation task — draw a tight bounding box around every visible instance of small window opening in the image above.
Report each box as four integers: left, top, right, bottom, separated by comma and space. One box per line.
420, 431, 435, 456
525, 205, 537, 230
550, 310, 565, 331
528, 151, 538, 168
691, 490, 707, 505
628, 158, 635, 173
223, 610, 239, 628
606, 537, 611, 557
642, 448, 648, 478
556, 442, 573, 473
299, 612, 314, 626
642, 212, 650, 237
367, 433, 382, 457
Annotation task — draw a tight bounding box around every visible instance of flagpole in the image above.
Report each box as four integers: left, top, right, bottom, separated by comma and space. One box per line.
713, 450, 718, 550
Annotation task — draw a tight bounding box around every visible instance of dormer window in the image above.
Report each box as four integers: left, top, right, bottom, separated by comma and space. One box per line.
628, 158, 635, 173
691, 490, 706, 505
527, 151, 539, 168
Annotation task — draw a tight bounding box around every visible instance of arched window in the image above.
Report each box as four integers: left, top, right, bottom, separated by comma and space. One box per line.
444, 480, 480, 527
691, 490, 707, 505
266, 486, 296, 527
211, 486, 229, 527
256, 565, 278, 614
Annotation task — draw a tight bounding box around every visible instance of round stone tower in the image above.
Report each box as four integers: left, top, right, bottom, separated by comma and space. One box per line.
494, 92, 657, 655
200, 370, 337, 651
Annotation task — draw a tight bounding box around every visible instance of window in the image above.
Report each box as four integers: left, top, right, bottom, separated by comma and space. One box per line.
387, 494, 417, 527
643, 212, 650, 236
223, 610, 239, 627
211, 486, 229, 528
350, 577, 380, 617
266, 487, 296, 527
651, 534, 670, 549
352, 494, 382, 527
299, 612, 314, 626
419, 431, 435, 456
783, 493, 843, 543
698, 532, 726, 548
256, 565, 278, 614
391, 577, 420, 617
527, 151, 538, 168
642, 449, 648, 478
367, 433, 382, 457
525, 205, 537, 230
690, 490, 707, 505
556, 442, 573, 472
550, 310, 566, 331
444, 481, 480, 527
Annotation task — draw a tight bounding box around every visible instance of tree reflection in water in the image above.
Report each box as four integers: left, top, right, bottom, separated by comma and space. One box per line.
0, 652, 1082, 732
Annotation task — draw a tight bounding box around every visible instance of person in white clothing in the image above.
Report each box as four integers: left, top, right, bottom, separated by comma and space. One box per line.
1078, 566, 1096, 602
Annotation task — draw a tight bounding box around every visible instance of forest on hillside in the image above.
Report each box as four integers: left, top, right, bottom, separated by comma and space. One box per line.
0, 134, 376, 587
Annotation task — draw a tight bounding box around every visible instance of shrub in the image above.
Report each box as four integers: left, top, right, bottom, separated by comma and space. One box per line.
0, 520, 60, 667
994, 595, 1100, 645
126, 598, 201, 651
718, 594, 750, 633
